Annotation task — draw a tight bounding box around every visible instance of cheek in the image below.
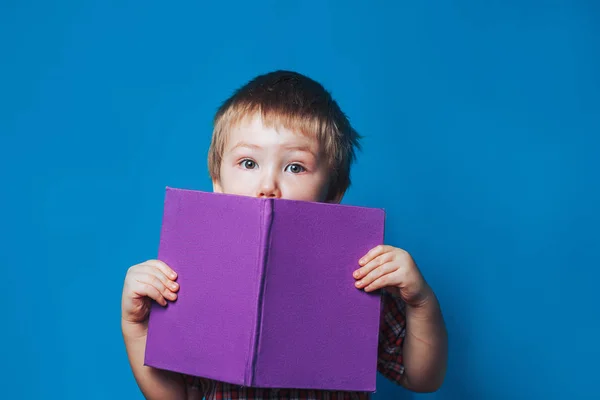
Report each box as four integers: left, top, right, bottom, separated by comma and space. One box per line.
308, 172, 332, 202
218, 167, 256, 196
281, 177, 330, 202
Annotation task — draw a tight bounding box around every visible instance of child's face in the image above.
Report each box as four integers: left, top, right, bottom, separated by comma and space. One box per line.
213, 114, 336, 203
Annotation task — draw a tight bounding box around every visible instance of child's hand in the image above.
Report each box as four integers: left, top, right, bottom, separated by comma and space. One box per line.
121, 260, 179, 325
354, 246, 431, 307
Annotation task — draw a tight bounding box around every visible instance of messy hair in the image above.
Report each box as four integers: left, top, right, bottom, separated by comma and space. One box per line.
208, 70, 361, 201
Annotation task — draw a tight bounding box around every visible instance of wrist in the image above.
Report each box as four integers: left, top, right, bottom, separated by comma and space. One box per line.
122, 317, 149, 341
404, 283, 435, 310
405, 286, 442, 321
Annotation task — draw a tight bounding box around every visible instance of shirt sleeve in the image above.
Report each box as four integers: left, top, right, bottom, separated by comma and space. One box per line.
377, 290, 407, 384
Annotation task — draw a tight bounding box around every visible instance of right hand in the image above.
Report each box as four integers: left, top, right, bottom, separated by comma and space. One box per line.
121, 260, 180, 325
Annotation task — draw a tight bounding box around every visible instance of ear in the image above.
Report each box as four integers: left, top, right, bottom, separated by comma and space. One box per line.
212, 180, 223, 193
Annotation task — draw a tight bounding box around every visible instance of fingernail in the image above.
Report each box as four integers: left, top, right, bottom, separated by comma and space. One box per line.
353, 271, 360, 278
355, 280, 362, 287
170, 281, 178, 289
359, 258, 365, 265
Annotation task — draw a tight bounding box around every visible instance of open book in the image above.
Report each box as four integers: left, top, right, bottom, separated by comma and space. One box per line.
145, 187, 386, 392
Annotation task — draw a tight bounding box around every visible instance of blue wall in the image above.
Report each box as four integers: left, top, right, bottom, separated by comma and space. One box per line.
2, 1, 598, 399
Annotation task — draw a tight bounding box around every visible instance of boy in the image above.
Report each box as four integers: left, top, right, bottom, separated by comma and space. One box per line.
121, 70, 448, 400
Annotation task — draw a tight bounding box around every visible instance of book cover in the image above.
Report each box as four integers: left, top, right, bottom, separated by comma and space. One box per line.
144, 187, 385, 391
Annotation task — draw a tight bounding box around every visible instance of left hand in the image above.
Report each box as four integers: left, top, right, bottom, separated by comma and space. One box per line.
353, 245, 431, 307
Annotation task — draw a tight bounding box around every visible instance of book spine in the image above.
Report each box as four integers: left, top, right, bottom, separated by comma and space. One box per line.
245, 198, 274, 386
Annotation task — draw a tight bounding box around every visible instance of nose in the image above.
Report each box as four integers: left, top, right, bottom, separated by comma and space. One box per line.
256, 172, 281, 198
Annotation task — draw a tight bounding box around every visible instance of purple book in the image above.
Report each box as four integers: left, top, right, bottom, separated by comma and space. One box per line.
145, 187, 386, 392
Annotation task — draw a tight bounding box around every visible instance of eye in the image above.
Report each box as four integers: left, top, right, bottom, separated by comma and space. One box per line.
285, 163, 305, 174
240, 159, 257, 169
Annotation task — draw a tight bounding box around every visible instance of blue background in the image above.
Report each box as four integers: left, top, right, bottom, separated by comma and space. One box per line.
2, 1, 598, 399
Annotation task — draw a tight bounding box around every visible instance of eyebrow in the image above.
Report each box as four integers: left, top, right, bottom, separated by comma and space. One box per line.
230, 142, 317, 158
230, 142, 262, 151
283, 144, 317, 157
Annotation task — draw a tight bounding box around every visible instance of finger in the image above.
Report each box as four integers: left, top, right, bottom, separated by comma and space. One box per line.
130, 280, 168, 306
355, 261, 396, 289
132, 271, 178, 302
137, 265, 179, 293
358, 245, 392, 267
354, 252, 393, 279
141, 259, 178, 280
363, 273, 394, 292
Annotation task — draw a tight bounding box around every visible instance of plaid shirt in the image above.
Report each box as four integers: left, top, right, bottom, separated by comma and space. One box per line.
183, 291, 406, 400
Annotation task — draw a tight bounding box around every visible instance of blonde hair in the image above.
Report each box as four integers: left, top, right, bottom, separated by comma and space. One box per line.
208, 70, 361, 201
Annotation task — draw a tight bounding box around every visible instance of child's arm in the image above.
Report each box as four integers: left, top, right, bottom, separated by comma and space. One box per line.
121, 260, 188, 399
396, 286, 447, 392
122, 319, 188, 399
354, 246, 448, 392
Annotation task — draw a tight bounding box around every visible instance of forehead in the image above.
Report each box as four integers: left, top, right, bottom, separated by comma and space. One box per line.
224, 112, 322, 151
